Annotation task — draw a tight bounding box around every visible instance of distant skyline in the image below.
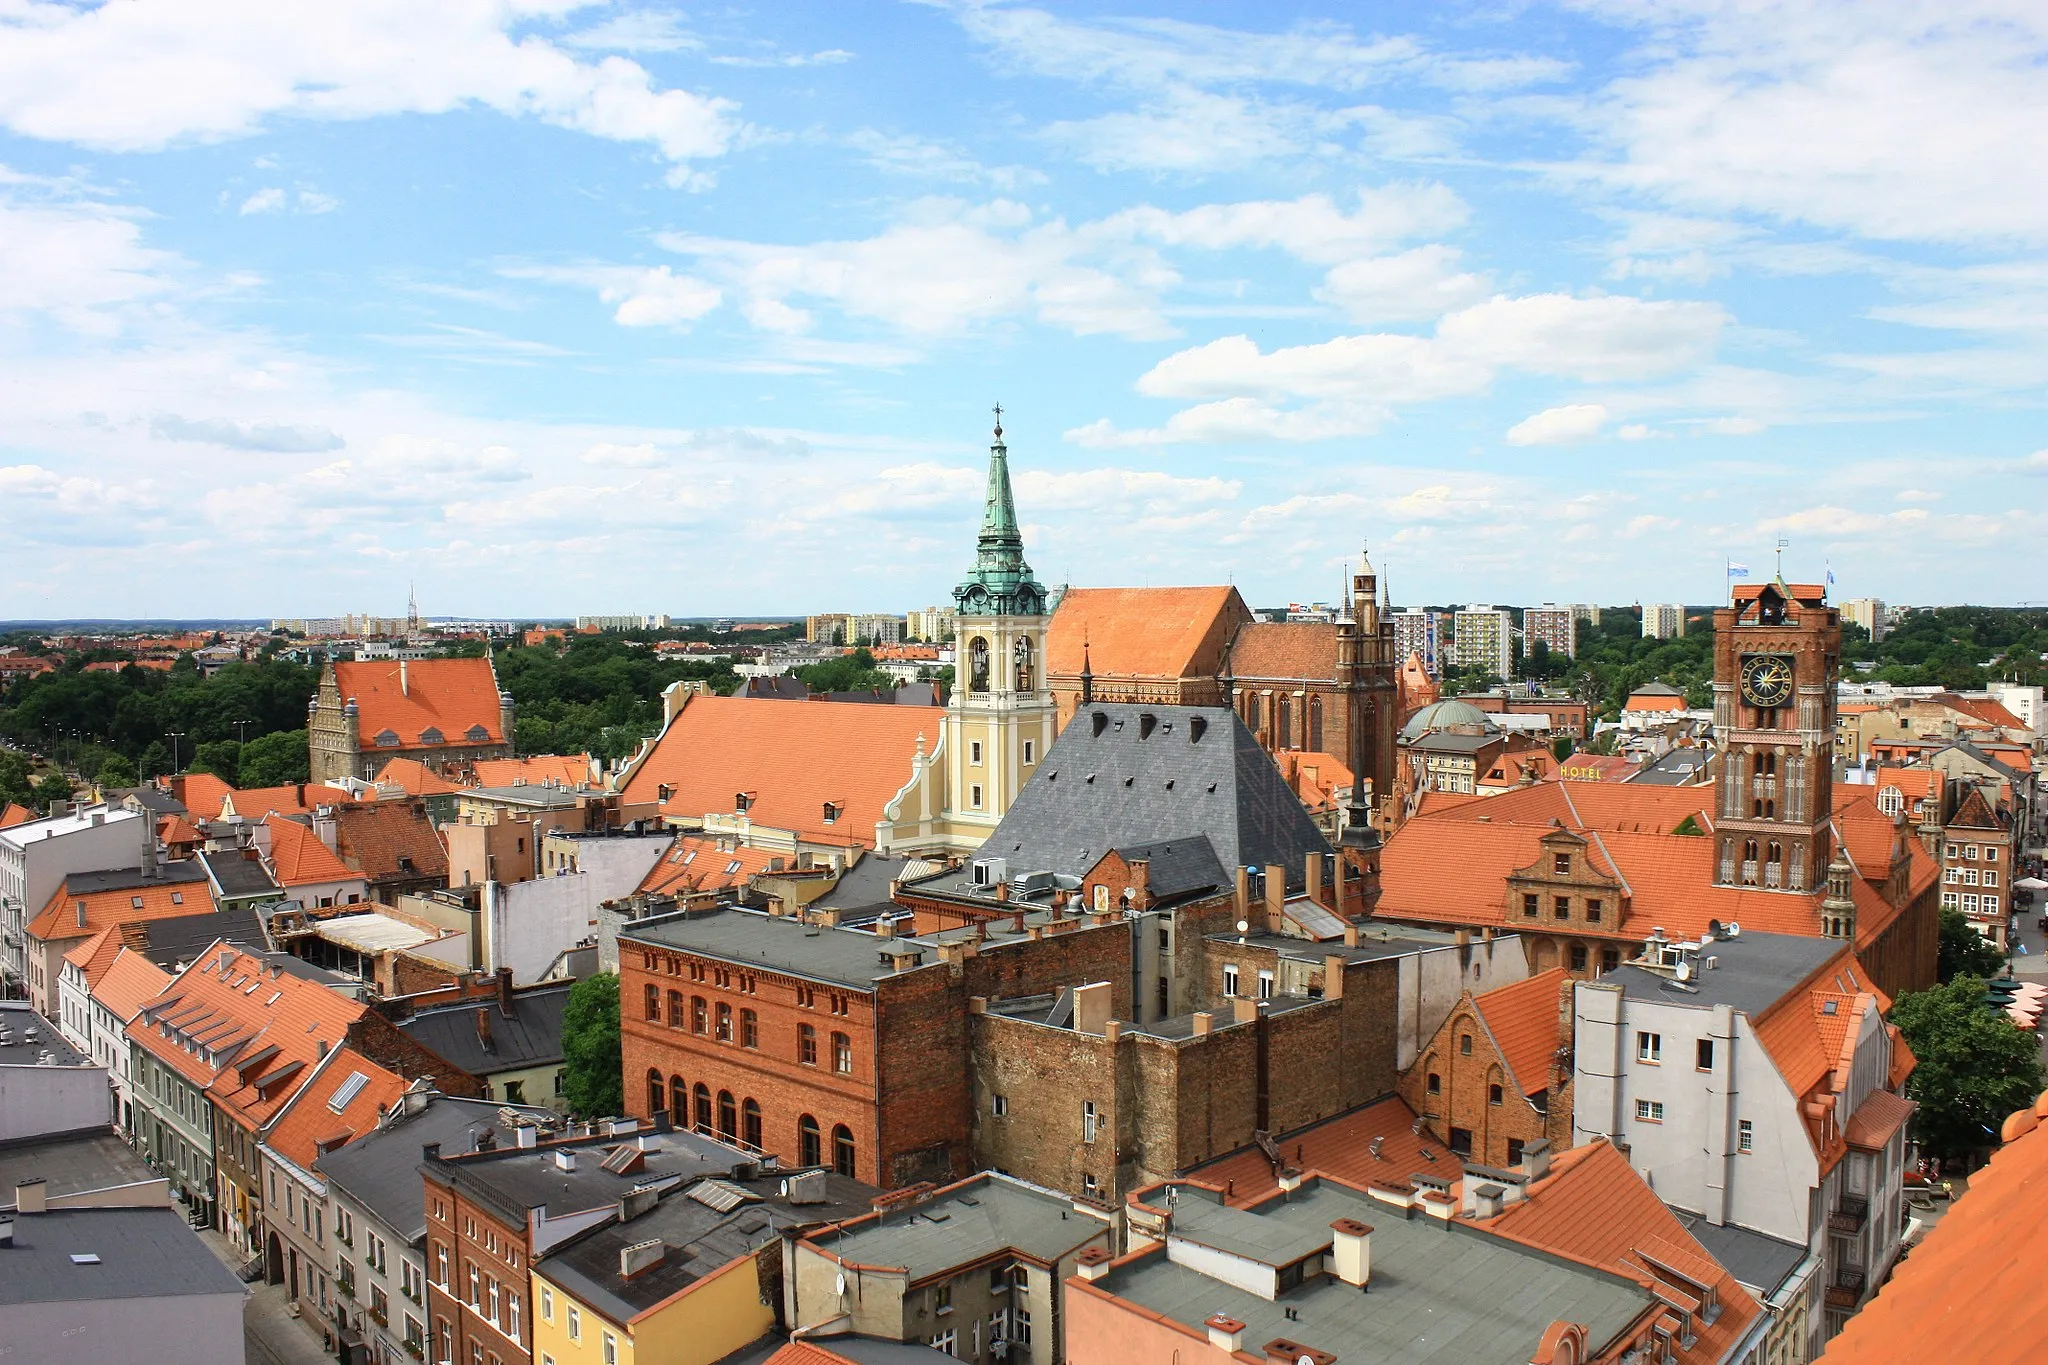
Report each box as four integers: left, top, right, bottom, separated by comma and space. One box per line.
2, 2, 2044, 617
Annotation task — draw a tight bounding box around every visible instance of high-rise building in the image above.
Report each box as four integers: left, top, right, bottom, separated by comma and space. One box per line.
849, 613, 904, 645
1564, 602, 1602, 627
1521, 604, 1578, 660
1450, 606, 1513, 680
1392, 609, 1442, 677
1839, 596, 1887, 643
1641, 603, 1687, 639
805, 612, 852, 644
575, 613, 670, 631
904, 606, 958, 642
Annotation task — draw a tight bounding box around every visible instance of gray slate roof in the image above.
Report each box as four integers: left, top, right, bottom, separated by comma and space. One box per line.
128, 908, 268, 972
0, 1003, 88, 1066
199, 848, 282, 899
0, 1131, 154, 1206
0, 1208, 244, 1305
395, 984, 572, 1077
1627, 748, 1711, 786
426, 1129, 748, 1231
62, 861, 210, 897
625, 909, 924, 989
1110, 838, 1228, 903
817, 1174, 1108, 1281
1606, 930, 1845, 1017
961, 702, 1331, 890
1671, 1211, 1809, 1299
316, 1096, 556, 1242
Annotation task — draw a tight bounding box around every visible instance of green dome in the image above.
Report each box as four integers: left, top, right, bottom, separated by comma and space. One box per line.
1399, 699, 1498, 741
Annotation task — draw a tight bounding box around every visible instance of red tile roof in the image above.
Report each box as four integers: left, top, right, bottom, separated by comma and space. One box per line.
621, 694, 931, 847
471, 754, 592, 788
263, 814, 361, 887
1376, 778, 1928, 952
220, 783, 354, 821
1273, 750, 1351, 814
158, 814, 203, 846
264, 1046, 407, 1169
1821, 1089, 2048, 1364
1473, 969, 1571, 1096
0, 802, 32, 829
25, 876, 211, 944
636, 836, 783, 896
172, 772, 235, 820
1481, 1140, 1764, 1365
1844, 1088, 1915, 1152
332, 657, 505, 749
1046, 586, 1249, 680
62, 926, 123, 983
127, 942, 366, 1132
1192, 1093, 1463, 1203
1749, 950, 1904, 1162
1227, 621, 1339, 681
1559, 753, 1637, 782
372, 757, 465, 797
1941, 695, 2026, 731
92, 948, 173, 1023
330, 801, 448, 883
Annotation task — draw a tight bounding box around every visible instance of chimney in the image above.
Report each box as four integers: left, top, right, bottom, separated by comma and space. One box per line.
1234, 865, 1250, 920
496, 967, 515, 1016
15, 1179, 46, 1215
1321, 955, 1347, 1001
1232, 997, 1261, 1025
1329, 1218, 1371, 1286
619, 1240, 666, 1279
554, 1149, 577, 1172
400, 658, 408, 696
422, 1142, 441, 1164
475, 1007, 494, 1050
401, 1082, 432, 1118
1343, 922, 1359, 948
1205, 1316, 1246, 1353
876, 917, 897, 939
1305, 852, 1323, 908
1264, 863, 1284, 932
1463, 1181, 1505, 1220
1075, 1246, 1113, 1282
1519, 1139, 1551, 1182
514, 1124, 538, 1149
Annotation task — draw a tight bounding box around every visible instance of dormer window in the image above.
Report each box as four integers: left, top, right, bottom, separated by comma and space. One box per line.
735, 792, 753, 814
464, 724, 490, 743
419, 727, 444, 745
823, 802, 841, 825
374, 729, 401, 747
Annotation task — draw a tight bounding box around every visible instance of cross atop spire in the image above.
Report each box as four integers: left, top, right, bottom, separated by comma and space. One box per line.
992, 402, 1003, 439
953, 406, 1046, 618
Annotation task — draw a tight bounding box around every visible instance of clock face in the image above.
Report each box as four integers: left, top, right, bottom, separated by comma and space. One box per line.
1740, 653, 1795, 708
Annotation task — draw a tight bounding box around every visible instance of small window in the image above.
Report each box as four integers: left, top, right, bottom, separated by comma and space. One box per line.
1697, 1039, 1715, 1071
1449, 1127, 1473, 1157
1507, 1138, 1525, 1166
1459, 1033, 1473, 1056
1585, 898, 1602, 923
1222, 965, 1240, 997
970, 741, 983, 765
1553, 895, 1570, 919
1600, 948, 1620, 974
1637, 1032, 1662, 1063
832, 1031, 852, 1075
992, 1094, 1008, 1117
799, 1023, 817, 1065
970, 784, 983, 809
1635, 1098, 1665, 1122
1488, 1083, 1503, 1106
1738, 1119, 1754, 1153
1427, 1072, 1441, 1095
1023, 740, 1035, 764
1522, 893, 1539, 918
935, 1283, 953, 1315
1256, 970, 1274, 1000
1553, 853, 1571, 875
1082, 1101, 1100, 1142
1569, 943, 1588, 972
822, 802, 840, 825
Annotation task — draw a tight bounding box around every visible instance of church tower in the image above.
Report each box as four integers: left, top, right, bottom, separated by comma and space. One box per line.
1336, 548, 1399, 909
937, 409, 1055, 848
1710, 576, 1840, 897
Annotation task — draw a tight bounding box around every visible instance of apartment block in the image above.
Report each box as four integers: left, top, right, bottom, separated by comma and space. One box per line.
1642, 603, 1687, 639
1838, 597, 1887, 643
1450, 606, 1513, 679
1392, 608, 1442, 677
1521, 604, 1578, 660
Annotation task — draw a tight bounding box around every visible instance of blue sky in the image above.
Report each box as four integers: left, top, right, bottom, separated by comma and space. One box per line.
1, 1, 2043, 619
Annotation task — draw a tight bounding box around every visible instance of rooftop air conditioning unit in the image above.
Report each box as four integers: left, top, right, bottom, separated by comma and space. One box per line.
972, 858, 1007, 888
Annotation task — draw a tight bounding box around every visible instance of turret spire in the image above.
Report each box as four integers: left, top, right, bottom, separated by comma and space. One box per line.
953, 406, 1046, 618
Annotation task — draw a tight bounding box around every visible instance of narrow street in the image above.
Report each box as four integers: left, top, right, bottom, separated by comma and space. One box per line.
185, 1220, 334, 1365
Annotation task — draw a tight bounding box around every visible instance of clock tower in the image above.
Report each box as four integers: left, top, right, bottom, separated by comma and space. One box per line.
1710, 577, 1840, 896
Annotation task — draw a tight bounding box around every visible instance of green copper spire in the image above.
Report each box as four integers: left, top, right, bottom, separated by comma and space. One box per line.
954, 405, 1046, 618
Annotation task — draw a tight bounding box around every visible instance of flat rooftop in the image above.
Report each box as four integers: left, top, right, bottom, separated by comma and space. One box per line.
811, 1174, 1108, 1282
1216, 925, 1501, 966
1606, 930, 1845, 1016
430, 1128, 748, 1227
623, 908, 927, 989
313, 912, 442, 954
0, 1004, 90, 1068
0, 1130, 154, 1205
1108, 1180, 1652, 1365
0, 1207, 244, 1305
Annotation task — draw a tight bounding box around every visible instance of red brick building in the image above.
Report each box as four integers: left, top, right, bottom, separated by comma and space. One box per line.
1398, 968, 1575, 1169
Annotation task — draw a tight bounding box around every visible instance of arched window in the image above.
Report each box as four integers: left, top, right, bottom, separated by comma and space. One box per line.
646, 1070, 665, 1115
742, 1098, 762, 1151
693, 1083, 712, 1132
1276, 694, 1293, 750
1308, 695, 1324, 753
798, 1114, 821, 1167
1013, 636, 1034, 692
717, 1090, 737, 1139
691, 996, 707, 1033
669, 1076, 687, 1127
643, 985, 660, 1020
969, 637, 991, 693
832, 1123, 857, 1178
667, 990, 685, 1027
1878, 786, 1903, 817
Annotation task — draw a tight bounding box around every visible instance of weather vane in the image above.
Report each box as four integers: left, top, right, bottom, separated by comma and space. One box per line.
992, 402, 1003, 439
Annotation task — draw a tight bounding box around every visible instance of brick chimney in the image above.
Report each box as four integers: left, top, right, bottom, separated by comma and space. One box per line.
475, 1007, 494, 1051
496, 966, 515, 1017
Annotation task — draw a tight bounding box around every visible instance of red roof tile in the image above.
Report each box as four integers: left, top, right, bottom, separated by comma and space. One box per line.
372, 757, 465, 797
1844, 1089, 1914, 1151
263, 814, 361, 887
1474, 969, 1571, 1096
0, 802, 32, 829
1045, 586, 1249, 680
471, 754, 592, 788
26, 877, 211, 944
221, 782, 353, 821
636, 836, 783, 896
92, 948, 172, 1023
62, 926, 124, 983
1192, 1094, 1463, 1203
1821, 1089, 2048, 1364
1227, 622, 1339, 681
329, 802, 448, 884
173, 772, 236, 820
158, 814, 203, 846
1481, 1140, 1764, 1365
621, 695, 931, 847
332, 657, 504, 749
264, 1046, 407, 1169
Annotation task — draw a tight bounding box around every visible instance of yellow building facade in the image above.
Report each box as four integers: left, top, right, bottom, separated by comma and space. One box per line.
531, 1253, 771, 1365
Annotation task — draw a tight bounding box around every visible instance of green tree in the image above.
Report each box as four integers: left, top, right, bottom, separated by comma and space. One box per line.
0, 751, 32, 807
95, 754, 137, 788
794, 648, 892, 694
1892, 977, 2046, 1159
188, 739, 241, 785
237, 729, 310, 787
1937, 909, 2006, 983
32, 772, 74, 813
560, 972, 623, 1118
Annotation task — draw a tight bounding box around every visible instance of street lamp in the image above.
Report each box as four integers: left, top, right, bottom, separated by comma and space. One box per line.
233, 719, 252, 747
166, 731, 185, 774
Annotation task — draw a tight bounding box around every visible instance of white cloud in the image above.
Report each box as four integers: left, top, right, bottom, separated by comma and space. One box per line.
1506, 403, 1608, 446
0, 188, 176, 325
238, 187, 286, 215
1315, 245, 1490, 323
562, 11, 702, 55
1435, 293, 1726, 382
1895, 488, 1943, 503
844, 129, 1045, 190
581, 442, 664, 468
0, 1, 740, 180
1098, 185, 1467, 264
1580, 2, 2048, 245
152, 414, 344, 452
1067, 397, 1388, 448
507, 265, 722, 328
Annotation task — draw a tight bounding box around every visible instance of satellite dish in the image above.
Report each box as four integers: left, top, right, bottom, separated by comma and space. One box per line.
1300, 1357, 1316, 1365
1675, 959, 1694, 983
1726, 921, 1741, 938
835, 1271, 847, 1296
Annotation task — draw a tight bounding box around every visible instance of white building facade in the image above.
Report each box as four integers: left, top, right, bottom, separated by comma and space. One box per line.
0, 806, 150, 999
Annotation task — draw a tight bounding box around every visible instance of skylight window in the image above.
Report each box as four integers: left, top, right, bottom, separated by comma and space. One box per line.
329, 1071, 371, 1113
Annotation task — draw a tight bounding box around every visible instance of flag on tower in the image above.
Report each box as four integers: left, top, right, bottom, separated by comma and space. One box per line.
1826, 562, 1836, 587
1727, 561, 1751, 579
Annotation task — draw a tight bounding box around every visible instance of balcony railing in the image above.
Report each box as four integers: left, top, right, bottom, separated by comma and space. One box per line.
1824, 1267, 1867, 1310
1828, 1195, 1869, 1235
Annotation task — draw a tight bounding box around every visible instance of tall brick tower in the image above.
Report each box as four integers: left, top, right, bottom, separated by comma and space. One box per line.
1710, 576, 1840, 897
1337, 548, 1399, 908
